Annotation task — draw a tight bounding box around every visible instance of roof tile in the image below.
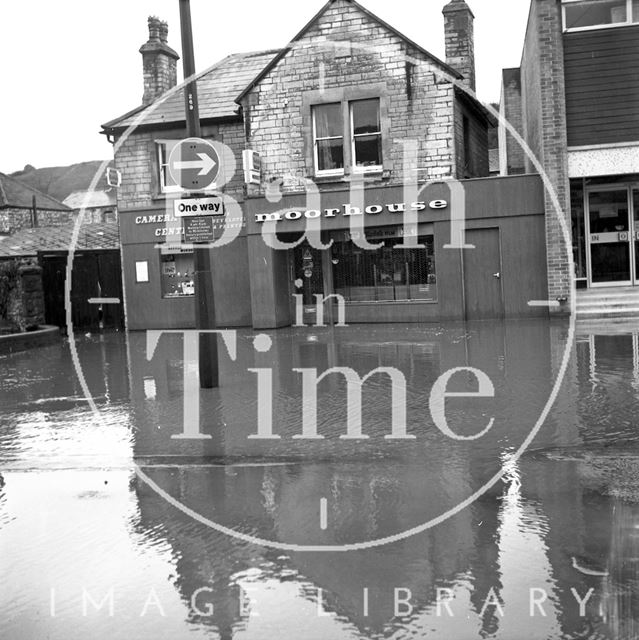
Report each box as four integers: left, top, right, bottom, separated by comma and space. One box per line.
102, 50, 280, 131
0, 222, 119, 258
0, 173, 71, 212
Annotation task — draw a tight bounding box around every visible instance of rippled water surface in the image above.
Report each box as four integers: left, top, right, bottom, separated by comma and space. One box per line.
2, 319, 639, 639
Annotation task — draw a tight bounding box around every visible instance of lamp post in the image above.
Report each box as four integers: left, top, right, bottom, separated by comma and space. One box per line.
178, 0, 218, 388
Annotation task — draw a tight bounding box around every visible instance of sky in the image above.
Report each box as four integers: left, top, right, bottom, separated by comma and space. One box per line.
0, 0, 531, 173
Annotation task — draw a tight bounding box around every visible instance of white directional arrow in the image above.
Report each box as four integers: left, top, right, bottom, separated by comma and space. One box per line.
173, 152, 217, 176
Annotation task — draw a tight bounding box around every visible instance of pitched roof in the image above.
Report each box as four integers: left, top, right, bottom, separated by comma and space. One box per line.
0, 221, 119, 258
236, 0, 463, 103
0, 173, 71, 212
101, 49, 280, 132
63, 190, 117, 210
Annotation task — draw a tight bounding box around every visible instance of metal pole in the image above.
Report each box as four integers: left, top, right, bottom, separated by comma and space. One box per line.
178, 0, 218, 388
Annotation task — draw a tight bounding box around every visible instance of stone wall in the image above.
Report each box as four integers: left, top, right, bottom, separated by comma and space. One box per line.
114, 122, 246, 212
241, 0, 463, 194
0, 207, 72, 233
5, 263, 45, 331
112, 0, 490, 212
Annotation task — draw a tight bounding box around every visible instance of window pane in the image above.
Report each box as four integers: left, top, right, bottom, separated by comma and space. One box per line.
565, 0, 627, 29
570, 180, 587, 279
160, 252, 195, 298
332, 234, 436, 302
316, 138, 344, 172
352, 99, 380, 135
634, 0, 639, 20
313, 103, 342, 139
354, 134, 382, 167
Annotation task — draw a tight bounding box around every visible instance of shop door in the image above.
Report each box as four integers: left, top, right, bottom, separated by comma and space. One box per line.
587, 188, 632, 287
290, 244, 325, 322
463, 228, 504, 320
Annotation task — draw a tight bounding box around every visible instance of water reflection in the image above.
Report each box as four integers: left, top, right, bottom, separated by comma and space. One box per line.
3, 319, 639, 638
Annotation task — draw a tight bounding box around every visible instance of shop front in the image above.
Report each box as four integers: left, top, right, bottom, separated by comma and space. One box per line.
118, 210, 253, 330
571, 176, 639, 288
116, 175, 548, 331
244, 174, 549, 329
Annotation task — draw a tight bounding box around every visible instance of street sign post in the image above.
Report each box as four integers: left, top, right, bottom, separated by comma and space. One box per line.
168, 138, 220, 191
178, 0, 218, 389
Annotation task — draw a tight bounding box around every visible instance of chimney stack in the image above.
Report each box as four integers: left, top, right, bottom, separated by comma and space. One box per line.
442, 0, 476, 92
139, 16, 180, 105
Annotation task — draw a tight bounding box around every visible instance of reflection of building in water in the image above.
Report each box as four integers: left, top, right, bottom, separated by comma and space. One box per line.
124, 318, 575, 636
603, 500, 639, 639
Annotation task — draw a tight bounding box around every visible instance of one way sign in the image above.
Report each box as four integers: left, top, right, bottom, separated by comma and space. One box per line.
168, 137, 220, 191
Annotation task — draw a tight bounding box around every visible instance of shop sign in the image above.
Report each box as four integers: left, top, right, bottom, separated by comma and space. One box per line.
160, 244, 193, 255
183, 216, 215, 244
242, 150, 261, 185
174, 196, 225, 218
254, 200, 448, 223
590, 232, 625, 244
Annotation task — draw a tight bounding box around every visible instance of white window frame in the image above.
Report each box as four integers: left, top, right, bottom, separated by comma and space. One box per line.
312, 99, 383, 177
312, 104, 345, 178
350, 99, 383, 175
562, 0, 638, 32
156, 139, 183, 194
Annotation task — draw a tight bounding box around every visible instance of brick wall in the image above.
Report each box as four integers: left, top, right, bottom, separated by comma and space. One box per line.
0, 207, 72, 233
520, 0, 571, 309
454, 97, 489, 178
241, 0, 467, 194
113, 121, 246, 212
499, 68, 526, 175
443, 0, 476, 91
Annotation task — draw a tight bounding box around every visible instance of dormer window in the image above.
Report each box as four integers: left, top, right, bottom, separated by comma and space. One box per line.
562, 0, 639, 32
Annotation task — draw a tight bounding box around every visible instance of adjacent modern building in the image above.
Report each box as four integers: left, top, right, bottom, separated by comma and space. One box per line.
501, 0, 639, 298
102, 0, 550, 330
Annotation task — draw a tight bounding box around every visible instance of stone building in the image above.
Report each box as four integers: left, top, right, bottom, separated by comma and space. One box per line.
0, 173, 72, 234
102, 0, 549, 330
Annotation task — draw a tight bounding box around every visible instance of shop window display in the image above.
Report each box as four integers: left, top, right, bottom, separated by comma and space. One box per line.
332, 232, 437, 302
160, 251, 195, 298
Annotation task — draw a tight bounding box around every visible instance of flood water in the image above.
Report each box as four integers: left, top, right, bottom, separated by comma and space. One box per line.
2, 318, 639, 639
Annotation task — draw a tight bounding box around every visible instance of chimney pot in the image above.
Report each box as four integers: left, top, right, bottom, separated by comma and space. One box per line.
147, 16, 162, 42
139, 16, 179, 105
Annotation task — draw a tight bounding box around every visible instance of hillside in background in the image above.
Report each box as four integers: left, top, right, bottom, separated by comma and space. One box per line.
10, 161, 114, 203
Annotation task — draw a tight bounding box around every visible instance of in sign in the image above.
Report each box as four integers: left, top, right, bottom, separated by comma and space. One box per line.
168, 138, 220, 191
